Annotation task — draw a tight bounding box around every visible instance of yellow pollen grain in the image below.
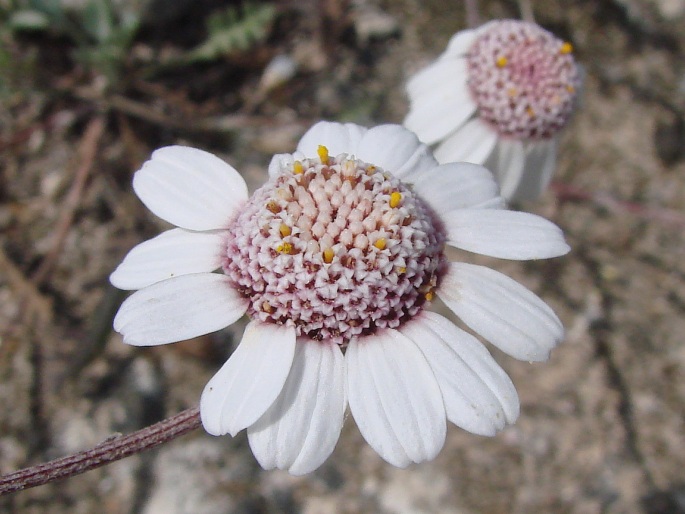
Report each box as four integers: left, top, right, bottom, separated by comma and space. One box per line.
389, 192, 402, 208
507, 87, 517, 97
276, 242, 293, 254
322, 248, 334, 264
279, 223, 291, 237
292, 160, 304, 175
560, 42, 573, 54
397, 266, 407, 274
266, 200, 281, 213
496, 55, 508, 67
373, 238, 387, 251
425, 291, 434, 301
262, 301, 273, 313
317, 145, 329, 164
566, 85, 575, 93
526, 106, 536, 117
366, 165, 376, 175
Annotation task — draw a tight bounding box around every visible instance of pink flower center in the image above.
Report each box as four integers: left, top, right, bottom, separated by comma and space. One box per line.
223, 147, 446, 345
466, 20, 581, 140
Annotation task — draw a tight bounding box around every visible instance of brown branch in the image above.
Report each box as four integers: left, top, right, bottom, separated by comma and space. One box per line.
0, 407, 201, 496
31, 115, 107, 286
551, 181, 685, 227
464, 0, 481, 28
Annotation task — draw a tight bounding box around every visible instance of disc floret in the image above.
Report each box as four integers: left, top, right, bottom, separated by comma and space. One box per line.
466, 20, 581, 140
223, 147, 446, 345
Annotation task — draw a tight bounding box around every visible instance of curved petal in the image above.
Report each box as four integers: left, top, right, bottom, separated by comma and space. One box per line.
110, 228, 225, 290
413, 162, 504, 214
113, 273, 247, 346
401, 312, 519, 435
443, 209, 570, 260
439, 262, 564, 361
434, 118, 498, 165
247, 340, 346, 475
485, 139, 526, 201
346, 330, 446, 467
297, 121, 367, 159
407, 57, 467, 100
508, 139, 557, 202
133, 146, 248, 231
442, 29, 478, 58
404, 59, 477, 145
356, 125, 438, 181
201, 321, 297, 437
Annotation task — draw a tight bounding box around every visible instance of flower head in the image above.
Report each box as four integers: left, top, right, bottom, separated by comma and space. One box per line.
404, 20, 582, 201
111, 121, 570, 474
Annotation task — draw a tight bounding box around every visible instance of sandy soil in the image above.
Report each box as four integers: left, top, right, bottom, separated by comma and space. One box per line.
1, 0, 684, 512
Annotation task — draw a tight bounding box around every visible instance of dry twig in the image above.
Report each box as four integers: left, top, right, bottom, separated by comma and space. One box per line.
31, 116, 106, 287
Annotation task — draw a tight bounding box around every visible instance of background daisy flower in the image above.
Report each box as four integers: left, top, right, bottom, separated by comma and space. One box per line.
110, 121, 570, 475
404, 19, 582, 202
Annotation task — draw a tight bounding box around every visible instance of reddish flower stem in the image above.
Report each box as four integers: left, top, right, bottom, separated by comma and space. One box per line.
551, 181, 685, 227
0, 407, 201, 496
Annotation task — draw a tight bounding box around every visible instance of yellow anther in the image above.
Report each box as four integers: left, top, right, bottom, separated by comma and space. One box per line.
389, 192, 402, 208
425, 291, 434, 302
566, 84, 576, 94
373, 238, 387, 251
496, 56, 508, 68
279, 223, 291, 237
276, 242, 293, 254
262, 301, 273, 313
366, 165, 377, 175
266, 200, 281, 214
507, 87, 518, 97
526, 106, 536, 117
397, 266, 407, 274
560, 42, 573, 55
322, 248, 334, 264
292, 160, 304, 175
317, 145, 329, 164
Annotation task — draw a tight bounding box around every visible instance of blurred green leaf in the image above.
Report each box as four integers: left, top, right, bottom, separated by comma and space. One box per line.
82, 0, 115, 43
187, 3, 276, 62
8, 9, 51, 31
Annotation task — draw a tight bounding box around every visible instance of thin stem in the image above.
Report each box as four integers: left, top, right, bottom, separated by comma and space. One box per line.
464, 0, 481, 28
551, 181, 685, 227
518, 0, 535, 22
0, 407, 201, 496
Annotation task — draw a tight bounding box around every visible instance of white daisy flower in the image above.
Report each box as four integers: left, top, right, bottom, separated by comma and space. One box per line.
404, 19, 582, 202
110, 121, 570, 475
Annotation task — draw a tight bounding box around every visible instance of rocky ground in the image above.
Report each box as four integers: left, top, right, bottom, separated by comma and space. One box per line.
1, 0, 685, 512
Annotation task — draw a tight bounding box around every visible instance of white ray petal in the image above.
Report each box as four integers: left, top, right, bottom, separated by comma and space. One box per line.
401, 312, 519, 435
109, 228, 225, 290
357, 125, 437, 180
442, 29, 478, 58
413, 162, 504, 214
113, 273, 247, 346
406, 58, 465, 99
201, 321, 297, 437
485, 139, 526, 201
347, 330, 446, 467
297, 121, 367, 158
508, 139, 558, 201
443, 209, 570, 259
434, 118, 498, 165
133, 146, 248, 231
405, 59, 476, 146
248, 340, 346, 475
439, 262, 564, 361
